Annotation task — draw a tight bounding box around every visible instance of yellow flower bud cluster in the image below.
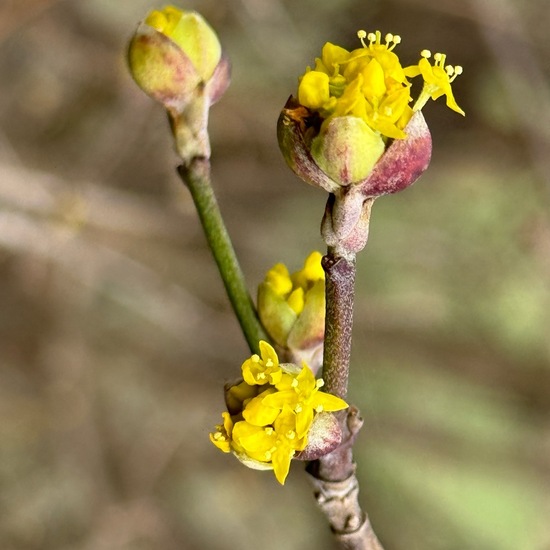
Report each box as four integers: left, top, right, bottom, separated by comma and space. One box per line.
257, 252, 325, 364
210, 341, 348, 484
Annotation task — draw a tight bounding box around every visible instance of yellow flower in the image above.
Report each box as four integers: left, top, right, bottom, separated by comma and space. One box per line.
405, 50, 465, 115
224, 379, 259, 415
241, 340, 283, 386
210, 342, 348, 484
267, 363, 348, 437
257, 252, 326, 360
242, 387, 280, 426
209, 412, 233, 453
233, 405, 307, 484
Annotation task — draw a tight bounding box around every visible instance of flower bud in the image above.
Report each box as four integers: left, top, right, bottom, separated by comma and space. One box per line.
257, 252, 325, 371
128, 6, 230, 161
310, 116, 385, 187
128, 6, 229, 112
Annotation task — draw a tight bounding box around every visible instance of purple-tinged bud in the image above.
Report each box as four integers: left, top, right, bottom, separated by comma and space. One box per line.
128, 7, 229, 112
295, 412, 342, 461
127, 7, 231, 161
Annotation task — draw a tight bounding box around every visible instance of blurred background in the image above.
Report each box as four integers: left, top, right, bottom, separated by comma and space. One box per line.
1, 0, 549, 549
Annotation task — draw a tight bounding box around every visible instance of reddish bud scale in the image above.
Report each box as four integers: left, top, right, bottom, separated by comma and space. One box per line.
357, 111, 432, 199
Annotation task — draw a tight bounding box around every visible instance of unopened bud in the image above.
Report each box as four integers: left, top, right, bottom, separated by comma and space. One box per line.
128, 7, 229, 111
128, 6, 230, 161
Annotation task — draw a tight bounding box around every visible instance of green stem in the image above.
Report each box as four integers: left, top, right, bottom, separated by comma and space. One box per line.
178, 159, 267, 354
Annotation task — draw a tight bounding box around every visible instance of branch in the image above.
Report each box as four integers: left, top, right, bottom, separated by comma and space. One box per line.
307, 200, 385, 550
178, 159, 268, 354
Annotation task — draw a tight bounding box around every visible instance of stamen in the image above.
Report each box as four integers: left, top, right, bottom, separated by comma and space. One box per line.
291, 378, 299, 388
257, 372, 266, 380
265, 451, 272, 460
295, 404, 303, 413
434, 53, 446, 67
386, 33, 401, 51
286, 430, 296, 440
265, 359, 273, 367
443, 61, 463, 81
357, 29, 367, 48
251, 354, 260, 363
421, 49, 431, 59
315, 405, 324, 413
315, 379, 324, 389
265, 427, 274, 435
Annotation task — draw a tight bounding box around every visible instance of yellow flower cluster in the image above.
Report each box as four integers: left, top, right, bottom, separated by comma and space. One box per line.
258, 252, 325, 351
298, 30, 464, 141
210, 341, 348, 484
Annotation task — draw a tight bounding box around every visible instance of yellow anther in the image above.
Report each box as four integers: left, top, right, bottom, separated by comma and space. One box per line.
316, 379, 324, 389
454, 66, 463, 75
265, 359, 273, 367
257, 372, 266, 380
357, 29, 367, 48
291, 378, 299, 388
265, 451, 272, 460
295, 404, 303, 413
421, 49, 431, 58
265, 427, 273, 435
385, 33, 394, 44
315, 405, 324, 413
286, 430, 296, 440
251, 354, 260, 363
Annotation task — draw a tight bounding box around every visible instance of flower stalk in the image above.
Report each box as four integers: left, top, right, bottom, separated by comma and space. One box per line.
178, 159, 267, 354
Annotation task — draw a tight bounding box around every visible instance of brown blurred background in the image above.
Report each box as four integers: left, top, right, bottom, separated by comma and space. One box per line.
1, 1, 549, 549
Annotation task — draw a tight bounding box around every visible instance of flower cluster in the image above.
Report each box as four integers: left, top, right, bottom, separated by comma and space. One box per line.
257, 252, 325, 368
278, 29, 463, 191
210, 341, 348, 484
299, 30, 464, 141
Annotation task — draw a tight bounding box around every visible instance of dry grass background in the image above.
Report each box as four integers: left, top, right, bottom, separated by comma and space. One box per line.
1, 1, 549, 549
